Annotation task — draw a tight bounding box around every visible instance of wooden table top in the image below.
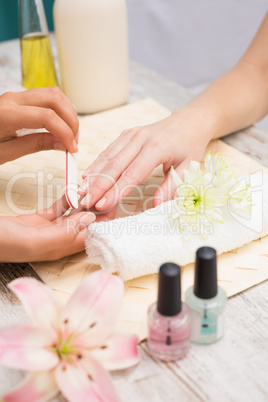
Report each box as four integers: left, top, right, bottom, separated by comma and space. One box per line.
0, 37, 268, 402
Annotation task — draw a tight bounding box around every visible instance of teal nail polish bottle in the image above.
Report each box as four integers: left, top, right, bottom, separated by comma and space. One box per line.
185, 247, 227, 344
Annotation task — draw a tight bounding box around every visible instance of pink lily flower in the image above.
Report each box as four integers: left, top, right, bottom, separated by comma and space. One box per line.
0, 271, 139, 401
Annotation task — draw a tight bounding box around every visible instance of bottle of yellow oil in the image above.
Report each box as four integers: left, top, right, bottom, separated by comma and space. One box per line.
19, 0, 58, 89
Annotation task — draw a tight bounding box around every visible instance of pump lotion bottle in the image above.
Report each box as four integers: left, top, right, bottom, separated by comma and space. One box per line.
147, 263, 191, 361
185, 247, 227, 344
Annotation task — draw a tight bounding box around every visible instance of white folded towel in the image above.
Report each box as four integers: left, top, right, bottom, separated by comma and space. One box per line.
86, 175, 268, 281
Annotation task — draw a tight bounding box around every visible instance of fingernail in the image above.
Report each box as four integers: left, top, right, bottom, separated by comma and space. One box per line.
72, 140, 78, 153
82, 169, 90, 180
78, 181, 89, 195
54, 142, 66, 151
81, 193, 92, 207
96, 197, 106, 209
80, 212, 96, 223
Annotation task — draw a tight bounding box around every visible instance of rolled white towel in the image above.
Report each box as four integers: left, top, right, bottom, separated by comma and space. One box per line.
86, 175, 268, 281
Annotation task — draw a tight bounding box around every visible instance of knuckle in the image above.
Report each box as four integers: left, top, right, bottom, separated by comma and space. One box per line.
135, 128, 149, 141
120, 128, 134, 138
119, 129, 128, 138
99, 150, 112, 161
109, 158, 120, 169
42, 108, 55, 122
1, 91, 13, 102
122, 167, 137, 184
49, 86, 63, 102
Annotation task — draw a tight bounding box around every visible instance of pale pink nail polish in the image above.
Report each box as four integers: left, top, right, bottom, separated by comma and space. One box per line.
81, 193, 91, 206
82, 169, 90, 180
96, 197, 106, 209
78, 181, 89, 194
79, 212, 96, 223
147, 263, 191, 361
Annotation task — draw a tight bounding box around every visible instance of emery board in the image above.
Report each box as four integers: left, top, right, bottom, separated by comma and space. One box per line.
65, 151, 79, 209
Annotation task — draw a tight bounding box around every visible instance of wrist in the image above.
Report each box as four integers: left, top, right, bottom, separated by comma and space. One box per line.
171, 102, 222, 143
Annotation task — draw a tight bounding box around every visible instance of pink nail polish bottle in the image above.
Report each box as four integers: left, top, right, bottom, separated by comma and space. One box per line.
147, 263, 191, 361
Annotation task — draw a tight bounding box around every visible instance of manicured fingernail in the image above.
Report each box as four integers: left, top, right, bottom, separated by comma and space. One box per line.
54, 142, 66, 151
80, 212, 96, 223
81, 193, 92, 207
72, 140, 78, 153
82, 170, 90, 180
96, 197, 106, 209
78, 181, 89, 195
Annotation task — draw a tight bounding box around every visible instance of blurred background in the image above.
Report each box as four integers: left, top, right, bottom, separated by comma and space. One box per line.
0, 0, 267, 127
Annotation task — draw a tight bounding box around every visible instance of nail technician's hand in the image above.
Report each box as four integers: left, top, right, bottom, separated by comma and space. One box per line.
79, 108, 212, 209
0, 87, 79, 164
0, 197, 96, 262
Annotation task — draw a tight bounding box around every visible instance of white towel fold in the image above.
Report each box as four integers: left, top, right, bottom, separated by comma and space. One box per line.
86, 175, 268, 281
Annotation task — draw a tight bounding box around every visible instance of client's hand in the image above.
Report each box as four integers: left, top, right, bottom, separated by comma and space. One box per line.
0, 87, 79, 164
79, 108, 212, 209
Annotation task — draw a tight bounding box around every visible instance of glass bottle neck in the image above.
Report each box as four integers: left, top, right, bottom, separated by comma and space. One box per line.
19, 0, 48, 39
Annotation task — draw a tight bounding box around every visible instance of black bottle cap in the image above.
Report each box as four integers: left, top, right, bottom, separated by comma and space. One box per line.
157, 262, 181, 316
194, 247, 218, 299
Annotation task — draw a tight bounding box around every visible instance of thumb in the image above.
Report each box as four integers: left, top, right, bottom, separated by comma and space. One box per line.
153, 160, 189, 207
0, 132, 65, 164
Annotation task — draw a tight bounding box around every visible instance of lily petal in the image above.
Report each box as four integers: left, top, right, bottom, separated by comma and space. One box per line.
8, 278, 61, 329
2, 371, 58, 402
0, 325, 58, 371
55, 356, 119, 402
60, 271, 124, 347
91, 333, 139, 371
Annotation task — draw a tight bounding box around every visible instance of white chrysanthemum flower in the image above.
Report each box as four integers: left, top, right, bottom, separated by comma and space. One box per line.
228, 179, 251, 212
205, 151, 237, 189
169, 152, 252, 239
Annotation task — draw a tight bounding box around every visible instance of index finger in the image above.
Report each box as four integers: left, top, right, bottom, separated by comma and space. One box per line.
15, 87, 79, 141
12, 104, 78, 153
94, 146, 163, 210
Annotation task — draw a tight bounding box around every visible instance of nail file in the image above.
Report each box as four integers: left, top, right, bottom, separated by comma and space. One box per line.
65, 151, 79, 209
16, 128, 48, 136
